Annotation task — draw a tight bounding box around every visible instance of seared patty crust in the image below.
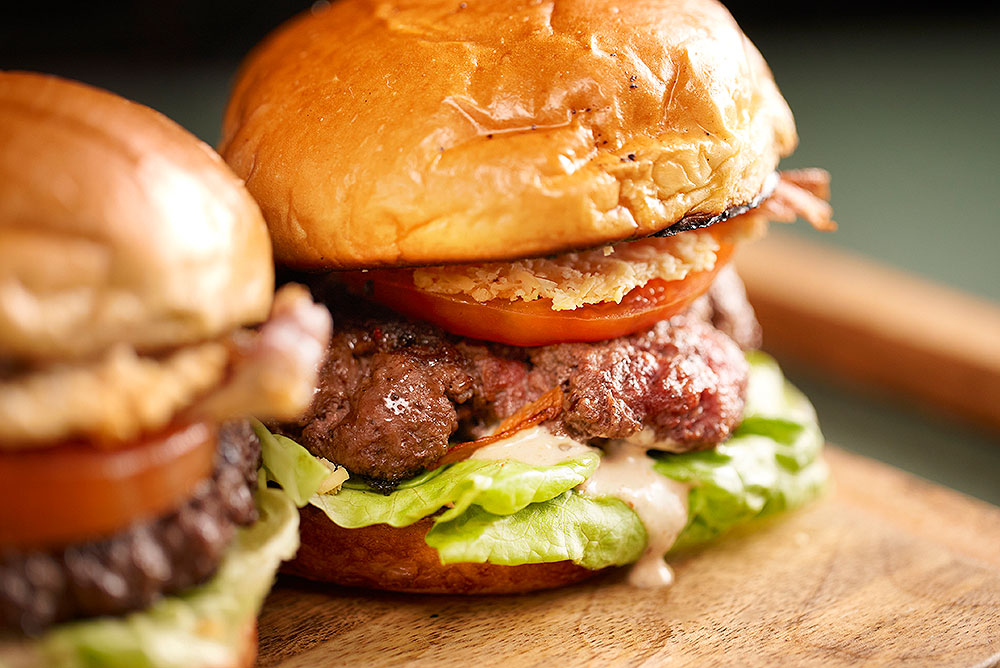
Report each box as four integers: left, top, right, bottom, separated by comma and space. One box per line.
0, 420, 260, 635
278, 268, 757, 483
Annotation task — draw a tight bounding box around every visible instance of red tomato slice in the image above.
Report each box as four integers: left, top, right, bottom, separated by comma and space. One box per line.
344, 244, 733, 346
0, 422, 216, 549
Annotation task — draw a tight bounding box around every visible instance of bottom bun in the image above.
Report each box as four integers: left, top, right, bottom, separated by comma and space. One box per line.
285, 506, 600, 593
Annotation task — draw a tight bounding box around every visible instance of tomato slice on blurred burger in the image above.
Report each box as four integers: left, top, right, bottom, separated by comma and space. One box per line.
343, 244, 734, 346
0, 422, 217, 549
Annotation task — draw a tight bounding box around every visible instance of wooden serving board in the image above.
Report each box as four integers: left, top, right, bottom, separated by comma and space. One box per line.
255, 447, 1000, 667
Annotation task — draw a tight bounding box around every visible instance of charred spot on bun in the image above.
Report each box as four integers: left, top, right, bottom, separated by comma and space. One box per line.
0, 72, 331, 667
220, 0, 834, 594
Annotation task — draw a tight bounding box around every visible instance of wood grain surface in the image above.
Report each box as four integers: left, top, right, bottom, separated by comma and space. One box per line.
734, 233, 1000, 432
255, 447, 1000, 667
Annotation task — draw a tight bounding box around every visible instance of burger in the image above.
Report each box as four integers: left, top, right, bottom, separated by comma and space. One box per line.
0, 72, 331, 666
220, 0, 836, 594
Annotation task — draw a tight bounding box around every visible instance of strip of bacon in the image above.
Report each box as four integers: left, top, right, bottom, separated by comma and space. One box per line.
187, 284, 332, 424
433, 386, 564, 468
762, 169, 837, 232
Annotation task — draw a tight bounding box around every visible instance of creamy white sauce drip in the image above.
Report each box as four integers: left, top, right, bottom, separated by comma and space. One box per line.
579, 441, 690, 588
469, 426, 598, 466
468, 426, 689, 588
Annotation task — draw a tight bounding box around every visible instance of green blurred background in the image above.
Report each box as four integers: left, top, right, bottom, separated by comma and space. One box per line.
3, 2, 998, 502
748, 16, 1000, 506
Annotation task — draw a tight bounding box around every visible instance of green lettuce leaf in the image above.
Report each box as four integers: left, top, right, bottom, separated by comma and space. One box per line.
426, 490, 646, 569
26, 489, 299, 668
655, 351, 828, 550
254, 419, 331, 507
310, 452, 600, 528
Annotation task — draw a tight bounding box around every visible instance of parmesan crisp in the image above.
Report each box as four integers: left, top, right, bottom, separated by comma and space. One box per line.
413, 217, 765, 310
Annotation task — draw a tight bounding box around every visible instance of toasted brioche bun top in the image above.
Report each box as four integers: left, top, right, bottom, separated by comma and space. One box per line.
220, 0, 796, 270
0, 72, 273, 362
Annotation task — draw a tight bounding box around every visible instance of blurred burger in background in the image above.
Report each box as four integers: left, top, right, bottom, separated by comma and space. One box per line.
221, 0, 834, 594
0, 72, 330, 667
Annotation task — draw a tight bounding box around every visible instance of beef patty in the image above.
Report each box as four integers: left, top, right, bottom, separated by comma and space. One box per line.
279, 268, 757, 483
0, 420, 260, 635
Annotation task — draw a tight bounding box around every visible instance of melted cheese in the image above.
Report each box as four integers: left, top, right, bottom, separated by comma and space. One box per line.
579, 441, 690, 587
469, 426, 598, 466
622, 426, 685, 453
